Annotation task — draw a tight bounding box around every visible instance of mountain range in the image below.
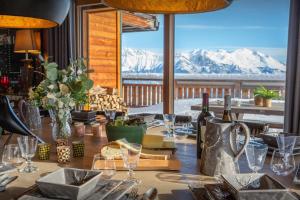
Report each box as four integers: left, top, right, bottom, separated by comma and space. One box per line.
122, 48, 286, 75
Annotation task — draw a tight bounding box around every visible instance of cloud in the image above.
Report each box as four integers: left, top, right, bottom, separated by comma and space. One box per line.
175, 24, 287, 30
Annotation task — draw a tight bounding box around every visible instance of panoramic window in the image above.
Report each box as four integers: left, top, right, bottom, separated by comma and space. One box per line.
122, 0, 289, 128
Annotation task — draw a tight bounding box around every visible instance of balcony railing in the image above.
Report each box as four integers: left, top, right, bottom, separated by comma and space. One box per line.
122, 75, 285, 107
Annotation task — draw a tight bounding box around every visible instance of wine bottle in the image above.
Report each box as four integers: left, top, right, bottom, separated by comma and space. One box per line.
197, 93, 212, 159
222, 95, 233, 122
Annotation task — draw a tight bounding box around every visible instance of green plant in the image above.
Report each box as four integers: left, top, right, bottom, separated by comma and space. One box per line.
253, 86, 279, 99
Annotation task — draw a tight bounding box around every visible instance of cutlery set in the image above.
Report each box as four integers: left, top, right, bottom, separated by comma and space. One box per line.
0, 174, 18, 192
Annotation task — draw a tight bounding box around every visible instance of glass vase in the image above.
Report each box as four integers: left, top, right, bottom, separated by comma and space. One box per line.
49, 109, 72, 140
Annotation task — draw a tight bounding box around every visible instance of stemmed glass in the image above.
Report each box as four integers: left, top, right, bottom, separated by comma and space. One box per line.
245, 142, 268, 173
92, 154, 116, 178
17, 136, 38, 173
120, 143, 142, 182
2, 144, 23, 167
163, 114, 176, 137
244, 142, 268, 188
105, 109, 116, 122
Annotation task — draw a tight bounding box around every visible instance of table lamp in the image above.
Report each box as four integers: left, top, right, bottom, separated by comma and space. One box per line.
14, 29, 40, 63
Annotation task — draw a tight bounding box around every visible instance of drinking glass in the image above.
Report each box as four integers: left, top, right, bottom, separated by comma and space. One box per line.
2, 144, 23, 167
105, 109, 116, 121
276, 134, 296, 155
92, 154, 116, 178
17, 136, 38, 173
245, 142, 268, 173
163, 114, 176, 137
271, 149, 295, 176
120, 143, 142, 182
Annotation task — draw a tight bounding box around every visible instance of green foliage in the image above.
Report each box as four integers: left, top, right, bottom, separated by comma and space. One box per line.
28, 58, 94, 109
254, 86, 279, 99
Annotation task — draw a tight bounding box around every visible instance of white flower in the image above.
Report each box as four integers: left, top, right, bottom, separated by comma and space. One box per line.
58, 100, 64, 109
48, 84, 55, 90
77, 69, 83, 75
47, 93, 56, 100
59, 84, 69, 95
69, 100, 75, 108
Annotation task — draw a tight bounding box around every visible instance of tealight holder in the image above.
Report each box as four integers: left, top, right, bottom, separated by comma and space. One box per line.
57, 145, 71, 163
72, 141, 85, 157
37, 143, 51, 160
92, 123, 102, 138
74, 122, 85, 137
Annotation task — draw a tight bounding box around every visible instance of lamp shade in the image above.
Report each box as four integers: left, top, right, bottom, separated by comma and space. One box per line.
103, 0, 233, 14
0, 0, 70, 28
14, 30, 38, 54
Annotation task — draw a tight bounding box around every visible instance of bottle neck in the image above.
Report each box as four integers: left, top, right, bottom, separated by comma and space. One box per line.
202, 94, 209, 112
224, 96, 231, 111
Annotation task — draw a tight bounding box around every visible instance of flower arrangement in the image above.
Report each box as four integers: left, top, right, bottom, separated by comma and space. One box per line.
29, 59, 93, 138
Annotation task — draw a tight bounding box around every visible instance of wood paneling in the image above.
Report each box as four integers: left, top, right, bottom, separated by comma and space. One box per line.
88, 10, 121, 90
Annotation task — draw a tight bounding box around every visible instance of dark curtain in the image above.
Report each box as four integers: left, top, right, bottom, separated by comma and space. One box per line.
43, 0, 75, 69
284, 0, 300, 134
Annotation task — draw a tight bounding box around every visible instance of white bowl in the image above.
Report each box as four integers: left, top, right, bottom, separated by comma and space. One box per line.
36, 168, 102, 200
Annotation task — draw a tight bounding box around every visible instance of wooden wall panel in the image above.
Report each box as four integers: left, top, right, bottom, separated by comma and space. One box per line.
88, 10, 121, 90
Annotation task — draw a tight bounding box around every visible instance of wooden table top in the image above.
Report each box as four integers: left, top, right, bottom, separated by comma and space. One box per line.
0, 118, 299, 200
191, 103, 284, 116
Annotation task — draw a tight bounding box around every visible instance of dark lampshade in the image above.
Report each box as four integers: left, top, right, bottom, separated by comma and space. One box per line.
0, 0, 71, 28
103, 0, 232, 14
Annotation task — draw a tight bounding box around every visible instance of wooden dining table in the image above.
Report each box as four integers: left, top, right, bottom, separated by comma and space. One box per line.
0, 117, 299, 200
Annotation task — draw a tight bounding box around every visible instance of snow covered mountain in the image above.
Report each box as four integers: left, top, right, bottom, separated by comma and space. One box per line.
122, 48, 286, 74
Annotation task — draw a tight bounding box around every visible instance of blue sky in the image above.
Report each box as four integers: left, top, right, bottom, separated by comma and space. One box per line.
122, 0, 290, 63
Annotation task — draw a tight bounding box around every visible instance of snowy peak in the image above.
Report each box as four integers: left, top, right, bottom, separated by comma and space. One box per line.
122, 48, 286, 74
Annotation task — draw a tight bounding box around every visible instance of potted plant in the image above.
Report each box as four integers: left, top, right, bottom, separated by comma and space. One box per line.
106, 118, 147, 144
254, 86, 279, 107
253, 87, 264, 106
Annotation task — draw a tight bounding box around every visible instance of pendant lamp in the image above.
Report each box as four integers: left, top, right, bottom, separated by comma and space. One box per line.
103, 0, 233, 14
0, 0, 71, 28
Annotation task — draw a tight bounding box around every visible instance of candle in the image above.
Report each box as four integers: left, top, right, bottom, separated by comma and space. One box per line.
72, 141, 85, 157
56, 139, 69, 147
37, 143, 51, 160
57, 145, 71, 163
74, 122, 85, 137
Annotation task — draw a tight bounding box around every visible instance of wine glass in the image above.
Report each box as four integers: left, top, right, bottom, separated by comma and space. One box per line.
2, 144, 23, 167
17, 136, 38, 173
92, 154, 116, 178
271, 149, 295, 176
244, 142, 268, 188
120, 143, 142, 182
163, 114, 176, 137
245, 142, 268, 173
105, 109, 116, 121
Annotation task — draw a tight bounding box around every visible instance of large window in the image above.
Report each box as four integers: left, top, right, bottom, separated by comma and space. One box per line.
121, 0, 290, 127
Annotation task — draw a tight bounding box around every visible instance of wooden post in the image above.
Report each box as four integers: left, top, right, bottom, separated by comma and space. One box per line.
163, 14, 175, 114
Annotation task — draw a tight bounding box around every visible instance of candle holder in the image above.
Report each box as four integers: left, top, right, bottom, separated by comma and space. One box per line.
74, 122, 85, 137
72, 141, 85, 157
92, 123, 102, 138
57, 145, 71, 163
37, 143, 51, 160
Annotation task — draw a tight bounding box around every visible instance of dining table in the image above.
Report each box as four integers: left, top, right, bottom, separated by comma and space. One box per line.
0, 117, 299, 200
